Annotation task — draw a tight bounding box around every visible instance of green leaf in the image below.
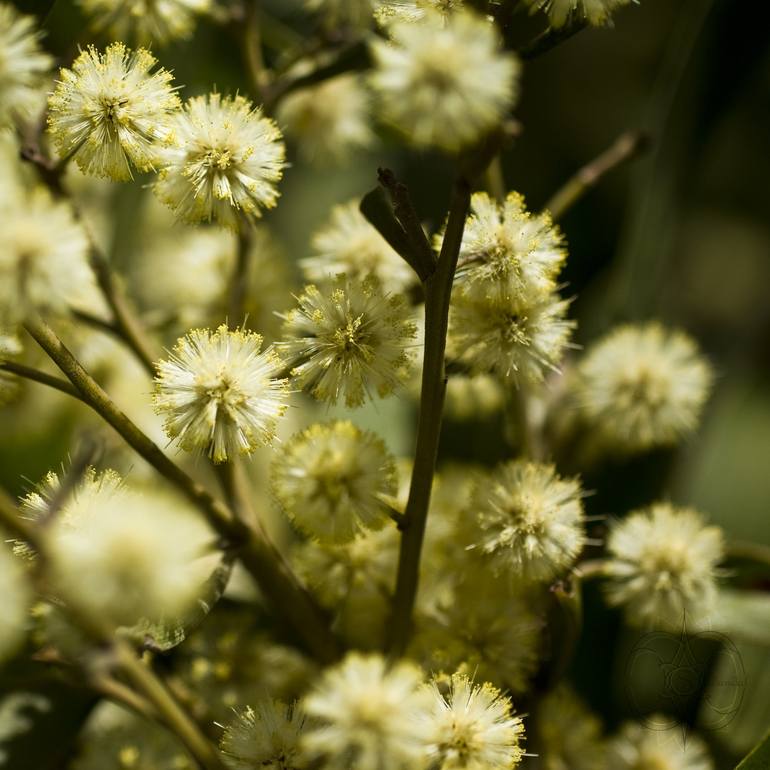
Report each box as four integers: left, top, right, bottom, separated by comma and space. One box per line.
736, 728, 770, 770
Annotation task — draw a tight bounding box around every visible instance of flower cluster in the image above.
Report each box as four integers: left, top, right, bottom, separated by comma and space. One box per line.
448, 192, 575, 383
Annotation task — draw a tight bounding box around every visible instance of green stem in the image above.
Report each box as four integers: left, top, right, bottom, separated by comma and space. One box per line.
726, 541, 770, 570
544, 131, 649, 221
0, 361, 85, 402
23, 317, 339, 663
388, 177, 472, 657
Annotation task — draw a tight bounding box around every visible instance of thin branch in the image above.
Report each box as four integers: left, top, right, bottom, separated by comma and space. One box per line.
23, 316, 339, 663
0, 361, 85, 403
519, 18, 588, 60
387, 176, 472, 657
725, 541, 770, 570
545, 131, 650, 221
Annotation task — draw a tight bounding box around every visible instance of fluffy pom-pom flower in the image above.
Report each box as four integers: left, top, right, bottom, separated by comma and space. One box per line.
221, 700, 308, 770
608, 717, 713, 770
0, 541, 29, 661
474, 460, 586, 583
605, 503, 724, 630
0, 4, 52, 129
448, 284, 574, 383
153, 325, 289, 463
301, 200, 414, 293
272, 420, 397, 543
576, 323, 713, 452
524, 0, 632, 28
450, 192, 566, 303
301, 652, 432, 770
76, 0, 210, 45
46, 482, 214, 628
423, 673, 525, 770
0, 188, 95, 325
47, 43, 180, 181
375, 0, 463, 24
154, 93, 285, 228
370, 8, 519, 150
279, 275, 416, 407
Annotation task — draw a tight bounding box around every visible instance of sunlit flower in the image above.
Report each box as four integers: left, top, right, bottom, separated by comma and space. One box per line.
76, 0, 211, 45
0, 3, 52, 128
370, 8, 519, 150
449, 284, 574, 383
608, 717, 713, 770
155, 93, 285, 228
0, 188, 95, 325
450, 192, 566, 303
48, 43, 180, 181
525, 0, 633, 28
279, 275, 416, 408
301, 199, 414, 293
221, 700, 308, 770
576, 323, 713, 452
424, 673, 525, 770
277, 75, 373, 164
474, 460, 586, 583
605, 503, 724, 630
302, 653, 432, 770
153, 325, 289, 463
272, 421, 397, 543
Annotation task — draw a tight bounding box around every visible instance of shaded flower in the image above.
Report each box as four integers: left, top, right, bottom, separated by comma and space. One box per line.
272, 420, 397, 543
605, 502, 724, 629
370, 8, 519, 150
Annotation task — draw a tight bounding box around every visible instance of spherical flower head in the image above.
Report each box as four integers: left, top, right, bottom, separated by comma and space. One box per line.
449, 192, 566, 303
375, 0, 464, 24
221, 700, 308, 770
48, 43, 180, 181
0, 4, 53, 129
0, 188, 95, 325
277, 75, 373, 165
153, 325, 289, 463
279, 275, 417, 408
449, 284, 575, 383
301, 653, 432, 770
76, 0, 211, 45
525, 0, 632, 28
47, 486, 214, 628
424, 673, 525, 770
608, 717, 713, 770
535, 686, 606, 770
444, 374, 504, 421
302, 199, 415, 293
154, 93, 285, 228
605, 503, 725, 630
0, 542, 30, 661
272, 420, 397, 543
576, 323, 713, 453
412, 569, 542, 692
370, 8, 519, 151
474, 460, 586, 583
